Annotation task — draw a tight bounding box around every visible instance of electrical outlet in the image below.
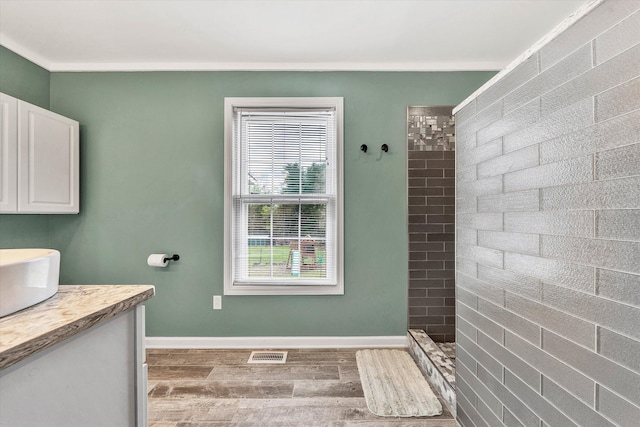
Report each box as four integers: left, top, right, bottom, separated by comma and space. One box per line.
213, 295, 222, 310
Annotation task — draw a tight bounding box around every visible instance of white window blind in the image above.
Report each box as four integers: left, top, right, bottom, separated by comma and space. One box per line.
224, 98, 343, 295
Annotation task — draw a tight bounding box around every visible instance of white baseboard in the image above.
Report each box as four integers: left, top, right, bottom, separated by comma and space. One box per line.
146, 335, 407, 349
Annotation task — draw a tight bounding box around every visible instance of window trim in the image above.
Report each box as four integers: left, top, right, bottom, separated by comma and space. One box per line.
223, 97, 344, 296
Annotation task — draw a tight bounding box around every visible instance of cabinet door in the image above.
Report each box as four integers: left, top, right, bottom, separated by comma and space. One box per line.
0, 94, 18, 213
17, 101, 79, 213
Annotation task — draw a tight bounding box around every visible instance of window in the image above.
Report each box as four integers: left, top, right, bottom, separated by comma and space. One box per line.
224, 97, 343, 295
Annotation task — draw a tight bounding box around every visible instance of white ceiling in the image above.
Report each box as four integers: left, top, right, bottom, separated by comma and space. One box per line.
0, 0, 587, 72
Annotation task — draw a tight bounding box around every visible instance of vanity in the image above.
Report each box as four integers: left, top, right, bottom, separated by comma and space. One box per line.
0, 284, 154, 427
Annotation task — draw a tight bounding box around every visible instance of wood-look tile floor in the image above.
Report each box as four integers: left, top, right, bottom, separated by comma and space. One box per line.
147, 348, 456, 427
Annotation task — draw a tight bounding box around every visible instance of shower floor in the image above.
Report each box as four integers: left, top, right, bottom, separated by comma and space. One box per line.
436, 342, 456, 360
407, 329, 456, 416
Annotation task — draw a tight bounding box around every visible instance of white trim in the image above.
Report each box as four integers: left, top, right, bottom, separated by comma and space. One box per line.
1, 32, 502, 72
453, 0, 604, 114
0, 35, 53, 71
223, 97, 344, 296
146, 335, 407, 349
36, 61, 503, 73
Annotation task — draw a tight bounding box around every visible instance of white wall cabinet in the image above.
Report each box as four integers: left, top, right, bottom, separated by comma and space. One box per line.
0, 92, 79, 214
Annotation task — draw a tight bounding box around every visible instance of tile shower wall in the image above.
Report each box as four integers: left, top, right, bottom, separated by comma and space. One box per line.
454, 1, 640, 426
407, 106, 456, 342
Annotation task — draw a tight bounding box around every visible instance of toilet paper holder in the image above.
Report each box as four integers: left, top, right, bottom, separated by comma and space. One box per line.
164, 254, 180, 262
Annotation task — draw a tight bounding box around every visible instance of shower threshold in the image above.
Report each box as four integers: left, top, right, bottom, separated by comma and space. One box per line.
408, 329, 456, 416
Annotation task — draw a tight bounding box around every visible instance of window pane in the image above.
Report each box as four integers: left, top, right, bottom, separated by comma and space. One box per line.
301, 204, 326, 238
246, 238, 327, 279
244, 201, 328, 280
243, 113, 330, 196
272, 203, 300, 238
247, 203, 270, 236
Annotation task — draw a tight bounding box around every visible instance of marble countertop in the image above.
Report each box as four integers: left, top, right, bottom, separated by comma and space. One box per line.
0, 284, 155, 370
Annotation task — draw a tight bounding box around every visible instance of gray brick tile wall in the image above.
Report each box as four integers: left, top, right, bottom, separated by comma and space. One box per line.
543, 330, 640, 406
598, 386, 640, 426
504, 44, 592, 115
477, 265, 540, 301
457, 360, 503, 417
476, 331, 541, 390
476, 55, 538, 114
458, 331, 504, 380
456, 343, 477, 372
457, 391, 482, 427
478, 230, 539, 256
540, 109, 640, 164
597, 268, 640, 307
503, 98, 592, 154
477, 395, 504, 427
503, 407, 526, 427
477, 144, 538, 179
455, 98, 476, 125
457, 212, 503, 230
541, 235, 640, 274
458, 301, 503, 343
505, 330, 595, 406
504, 210, 594, 237
477, 190, 539, 213
504, 370, 578, 427
595, 142, 640, 180
458, 286, 478, 309
477, 299, 541, 346
505, 292, 595, 350
541, 43, 640, 116
458, 137, 502, 167
407, 106, 456, 341
458, 244, 504, 268
455, 2, 640, 425
598, 327, 640, 373
503, 155, 593, 192
543, 282, 640, 341
476, 364, 540, 427
458, 273, 504, 306
538, 0, 640, 70
594, 8, 640, 64
504, 252, 595, 293
541, 176, 640, 210
477, 98, 539, 145
541, 376, 616, 427
594, 75, 640, 122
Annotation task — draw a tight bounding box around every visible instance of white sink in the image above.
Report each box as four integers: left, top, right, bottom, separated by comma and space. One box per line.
0, 249, 60, 317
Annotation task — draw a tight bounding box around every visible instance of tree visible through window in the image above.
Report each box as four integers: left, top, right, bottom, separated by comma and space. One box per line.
224, 98, 343, 295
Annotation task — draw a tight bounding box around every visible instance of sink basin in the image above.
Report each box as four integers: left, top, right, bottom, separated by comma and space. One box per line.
0, 249, 60, 317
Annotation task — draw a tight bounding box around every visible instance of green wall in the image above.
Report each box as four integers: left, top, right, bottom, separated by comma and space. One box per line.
0, 46, 50, 108
48, 71, 494, 337
0, 46, 51, 249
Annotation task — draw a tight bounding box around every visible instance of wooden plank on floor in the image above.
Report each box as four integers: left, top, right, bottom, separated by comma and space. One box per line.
149, 381, 294, 399
148, 366, 213, 380
293, 380, 364, 398
207, 365, 340, 381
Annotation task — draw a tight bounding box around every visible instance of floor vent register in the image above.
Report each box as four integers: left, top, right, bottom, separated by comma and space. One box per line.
247, 351, 288, 364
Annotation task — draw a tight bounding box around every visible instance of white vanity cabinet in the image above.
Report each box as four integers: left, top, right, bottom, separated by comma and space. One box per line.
0, 285, 154, 427
0, 92, 79, 214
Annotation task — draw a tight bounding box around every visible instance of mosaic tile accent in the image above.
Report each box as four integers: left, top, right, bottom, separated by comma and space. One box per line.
408, 106, 456, 151
408, 329, 456, 417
